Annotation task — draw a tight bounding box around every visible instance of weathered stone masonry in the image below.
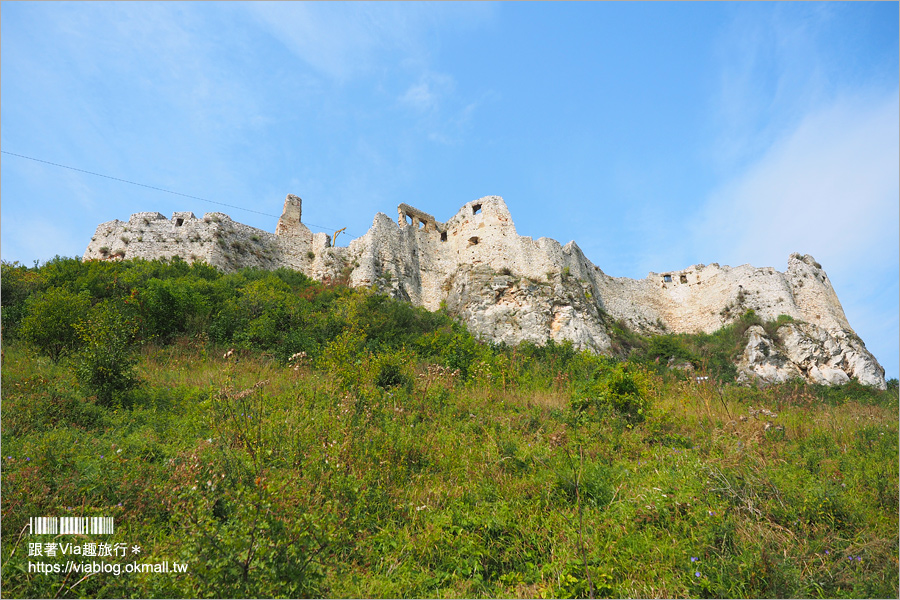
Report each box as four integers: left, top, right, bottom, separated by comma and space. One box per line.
84, 194, 887, 389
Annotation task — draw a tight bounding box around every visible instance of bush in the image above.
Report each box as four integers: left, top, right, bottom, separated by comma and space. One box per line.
373, 351, 414, 393
572, 362, 650, 426
641, 335, 698, 366
1, 261, 45, 334
139, 277, 212, 342
19, 287, 92, 361
73, 300, 141, 406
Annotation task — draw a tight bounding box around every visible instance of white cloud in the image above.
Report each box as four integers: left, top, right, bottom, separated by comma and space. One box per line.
694, 92, 899, 273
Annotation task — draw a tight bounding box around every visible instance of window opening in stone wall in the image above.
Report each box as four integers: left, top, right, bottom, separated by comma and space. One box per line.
404, 215, 411, 226
175, 218, 184, 226
472, 204, 482, 215
663, 274, 672, 283
680, 274, 688, 284
440, 231, 448, 242
417, 221, 424, 230
469, 236, 479, 245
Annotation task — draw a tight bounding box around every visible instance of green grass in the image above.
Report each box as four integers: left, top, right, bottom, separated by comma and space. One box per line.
1, 257, 897, 598
2, 339, 896, 598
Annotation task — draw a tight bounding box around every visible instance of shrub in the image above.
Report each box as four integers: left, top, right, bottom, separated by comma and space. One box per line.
373, 351, 414, 393
641, 335, 697, 366
73, 300, 141, 406
317, 329, 367, 390
19, 287, 91, 361
572, 362, 650, 426
1, 261, 45, 334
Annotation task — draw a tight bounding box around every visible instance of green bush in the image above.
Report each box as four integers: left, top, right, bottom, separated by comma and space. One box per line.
641, 335, 698, 367
73, 300, 141, 406
139, 277, 213, 342
572, 362, 650, 425
1, 261, 45, 334
18, 287, 92, 361
373, 351, 415, 393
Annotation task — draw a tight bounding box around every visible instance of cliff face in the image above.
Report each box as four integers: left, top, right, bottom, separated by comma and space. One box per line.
83, 194, 887, 389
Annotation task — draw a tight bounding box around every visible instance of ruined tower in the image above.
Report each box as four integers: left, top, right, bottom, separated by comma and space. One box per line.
275, 194, 308, 237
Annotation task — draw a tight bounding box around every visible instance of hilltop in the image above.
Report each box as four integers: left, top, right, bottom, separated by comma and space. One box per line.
83, 195, 886, 389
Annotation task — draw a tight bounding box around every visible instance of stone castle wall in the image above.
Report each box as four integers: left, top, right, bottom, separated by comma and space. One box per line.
83, 194, 886, 389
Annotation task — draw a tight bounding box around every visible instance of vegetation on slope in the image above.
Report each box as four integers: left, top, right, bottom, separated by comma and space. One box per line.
1, 257, 897, 598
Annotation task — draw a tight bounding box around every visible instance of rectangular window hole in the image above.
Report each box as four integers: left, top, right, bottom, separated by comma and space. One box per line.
663, 274, 672, 283
472, 203, 482, 215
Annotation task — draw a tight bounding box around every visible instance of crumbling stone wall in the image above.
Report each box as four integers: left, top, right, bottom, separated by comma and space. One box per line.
83, 194, 886, 389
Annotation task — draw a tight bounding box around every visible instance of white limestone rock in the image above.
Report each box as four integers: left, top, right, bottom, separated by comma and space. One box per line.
776, 322, 886, 390
736, 325, 803, 385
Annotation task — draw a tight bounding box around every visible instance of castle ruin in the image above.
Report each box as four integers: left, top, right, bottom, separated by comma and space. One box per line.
83, 194, 887, 389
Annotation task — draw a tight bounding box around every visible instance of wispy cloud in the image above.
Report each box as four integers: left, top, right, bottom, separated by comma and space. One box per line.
399, 72, 455, 113
680, 4, 899, 375
693, 90, 899, 376
711, 4, 836, 169
694, 92, 899, 272
244, 2, 495, 82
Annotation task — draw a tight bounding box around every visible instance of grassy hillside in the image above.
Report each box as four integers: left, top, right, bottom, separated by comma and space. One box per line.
2, 257, 897, 598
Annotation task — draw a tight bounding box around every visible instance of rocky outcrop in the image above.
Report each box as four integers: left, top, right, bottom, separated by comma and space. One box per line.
736, 325, 804, 386
84, 194, 887, 389
735, 322, 886, 389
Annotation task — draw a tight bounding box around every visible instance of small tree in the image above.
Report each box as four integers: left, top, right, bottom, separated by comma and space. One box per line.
19, 287, 91, 361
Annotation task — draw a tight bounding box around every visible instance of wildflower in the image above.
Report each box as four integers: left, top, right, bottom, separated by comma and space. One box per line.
708, 510, 714, 516
695, 571, 701, 578
825, 550, 830, 555
117, 503, 122, 507
856, 556, 862, 562
691, 557, 698, 563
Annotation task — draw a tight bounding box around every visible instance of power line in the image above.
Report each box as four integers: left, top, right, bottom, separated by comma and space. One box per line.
1, 150, 354, 236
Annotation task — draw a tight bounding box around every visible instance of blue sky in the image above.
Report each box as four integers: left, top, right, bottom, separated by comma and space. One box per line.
2, 2, 897, 379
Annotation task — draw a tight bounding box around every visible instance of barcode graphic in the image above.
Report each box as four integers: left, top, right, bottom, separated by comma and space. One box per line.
30, 517, 114, 535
